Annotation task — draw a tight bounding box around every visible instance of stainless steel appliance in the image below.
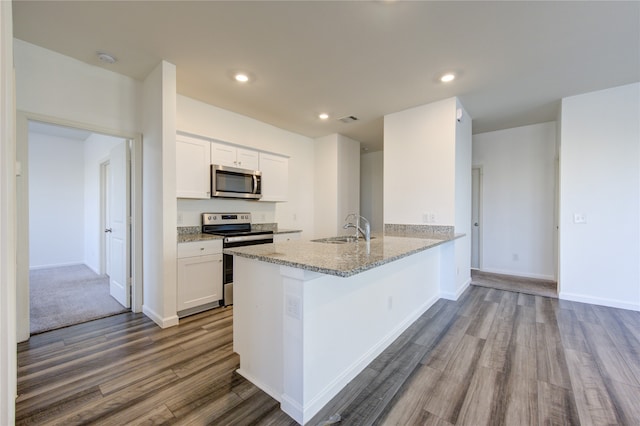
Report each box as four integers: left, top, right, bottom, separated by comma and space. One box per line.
211, 164, 262, 199
201, 213, 273, 305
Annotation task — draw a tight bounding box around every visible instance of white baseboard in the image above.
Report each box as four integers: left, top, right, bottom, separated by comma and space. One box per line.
142, 305, 179, 328
559, 292, 640, 312
289, 294, 440, 425
479, 267, 556, 282
236, 368, 282, 403
441, 278, 472, 301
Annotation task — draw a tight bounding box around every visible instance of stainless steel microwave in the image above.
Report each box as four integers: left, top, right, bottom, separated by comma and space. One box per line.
211, 164, 262, 199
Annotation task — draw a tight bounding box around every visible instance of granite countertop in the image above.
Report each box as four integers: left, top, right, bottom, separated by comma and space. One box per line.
224, 233, 462, 277
177, 226, 302, 244
177, 233, 223, 244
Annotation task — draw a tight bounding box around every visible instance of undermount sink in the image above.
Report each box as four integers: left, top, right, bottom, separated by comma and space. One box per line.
311, 235, 375, 244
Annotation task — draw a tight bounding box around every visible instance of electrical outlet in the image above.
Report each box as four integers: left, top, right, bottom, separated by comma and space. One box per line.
573, 213, 587, 224
423, 212, 435, 223
177, 212, 183, 225
285, 294, 302, 319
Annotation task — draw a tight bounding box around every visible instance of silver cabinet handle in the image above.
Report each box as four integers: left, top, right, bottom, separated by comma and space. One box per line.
105, 228, 112, 233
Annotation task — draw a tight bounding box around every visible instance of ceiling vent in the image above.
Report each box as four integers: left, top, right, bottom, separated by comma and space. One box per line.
338, 115, 358, 123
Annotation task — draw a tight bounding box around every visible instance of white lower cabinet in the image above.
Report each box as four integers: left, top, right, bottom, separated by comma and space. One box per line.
177, 239, 223, 314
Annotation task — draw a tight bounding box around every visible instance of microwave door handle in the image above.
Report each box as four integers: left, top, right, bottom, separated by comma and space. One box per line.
252, 174, 258, 194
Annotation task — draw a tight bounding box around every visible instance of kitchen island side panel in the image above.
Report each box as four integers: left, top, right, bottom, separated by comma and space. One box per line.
232, 247, 441, 424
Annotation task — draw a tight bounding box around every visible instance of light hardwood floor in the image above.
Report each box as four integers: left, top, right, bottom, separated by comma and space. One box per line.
17, 286, 640, 425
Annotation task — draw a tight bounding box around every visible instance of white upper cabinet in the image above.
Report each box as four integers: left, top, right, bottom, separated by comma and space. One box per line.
176, 134, 211, 199
211, 141, 259, 171
259, 152, 289, 202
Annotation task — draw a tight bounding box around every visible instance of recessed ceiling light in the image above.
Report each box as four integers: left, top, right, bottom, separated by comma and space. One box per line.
234, 73, 250, 83
440, 73, 455, 83
97, 52, 117, 64
318, 113, 329, 120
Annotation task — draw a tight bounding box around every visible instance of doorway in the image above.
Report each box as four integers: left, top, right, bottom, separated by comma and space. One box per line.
471, 167, 482, 270
21, 119, 134, 334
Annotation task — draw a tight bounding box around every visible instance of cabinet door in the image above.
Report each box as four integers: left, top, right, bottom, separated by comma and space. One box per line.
259, 153, 289, 202
237, 148, 259, 170
176, 135, 211, 199
211, 142, 238, 168
177, 253, 223, 311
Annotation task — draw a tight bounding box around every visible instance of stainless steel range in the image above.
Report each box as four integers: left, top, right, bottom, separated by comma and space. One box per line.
201, 213, 273, 305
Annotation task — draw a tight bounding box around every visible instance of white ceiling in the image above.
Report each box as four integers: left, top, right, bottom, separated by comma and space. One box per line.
12, 1, 640, 152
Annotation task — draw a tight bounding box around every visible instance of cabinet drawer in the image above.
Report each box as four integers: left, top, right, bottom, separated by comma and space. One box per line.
177, 239, 222, 258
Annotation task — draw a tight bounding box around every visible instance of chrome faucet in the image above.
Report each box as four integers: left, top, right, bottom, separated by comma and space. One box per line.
343, 213, 371, 242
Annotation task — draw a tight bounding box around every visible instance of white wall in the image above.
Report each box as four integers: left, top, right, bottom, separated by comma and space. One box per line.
454, 101, 472, 294
337, 134, 361, 229
14, 39, 141, 135
0, 1, 17, 422
83, 133, 126, 273
472, 122, 557, 280
142, 61, 178, 328
314, 134, 339, 237
384, 98, 457, 225
559, 83, 640, 310
28, 132, 85, 268
176, 95, 315, 236
313, 133, 361, 238
360, 150, 383, 232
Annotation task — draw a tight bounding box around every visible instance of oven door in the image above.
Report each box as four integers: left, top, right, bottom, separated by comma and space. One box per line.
222, 234, 273, 305
211, 164, 262, 199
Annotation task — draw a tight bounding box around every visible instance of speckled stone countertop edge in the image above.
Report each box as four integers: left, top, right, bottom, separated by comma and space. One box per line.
177, 226, 302, 244
225, 234, 464, 278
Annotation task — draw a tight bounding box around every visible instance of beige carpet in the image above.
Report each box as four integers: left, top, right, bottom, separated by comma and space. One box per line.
471, 269, 557, 298
30, 264, 129, 334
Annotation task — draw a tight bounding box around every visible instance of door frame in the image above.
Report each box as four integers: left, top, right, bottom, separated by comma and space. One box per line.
100, 159, 111, 276
15, 111, 143, 342
471, 166, 483, 270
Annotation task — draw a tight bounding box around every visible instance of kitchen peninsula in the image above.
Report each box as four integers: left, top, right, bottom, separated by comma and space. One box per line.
225, 230, 461, 424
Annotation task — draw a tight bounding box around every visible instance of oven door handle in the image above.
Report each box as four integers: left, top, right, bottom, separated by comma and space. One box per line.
224, 234, 273, 244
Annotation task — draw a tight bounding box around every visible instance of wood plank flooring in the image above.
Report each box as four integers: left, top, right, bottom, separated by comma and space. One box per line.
470, 270, 557, 298
17, 286, 640, 425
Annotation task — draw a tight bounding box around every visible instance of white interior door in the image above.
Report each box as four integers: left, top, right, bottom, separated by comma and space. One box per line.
109, 141, 130, 308
471, 167, 481, 269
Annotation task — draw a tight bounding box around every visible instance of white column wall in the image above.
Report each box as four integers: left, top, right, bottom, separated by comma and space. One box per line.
472, 122, 557, 280
336, 134, 361, 227
559, 83, 640, 310
384, 98, 457, 225
313, 133, 361, 238
360, 150, 384, 233
453, 101, 472, 295
142, 61, 179, 328
0, 0, 16, 422
314, 134, 339, 237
